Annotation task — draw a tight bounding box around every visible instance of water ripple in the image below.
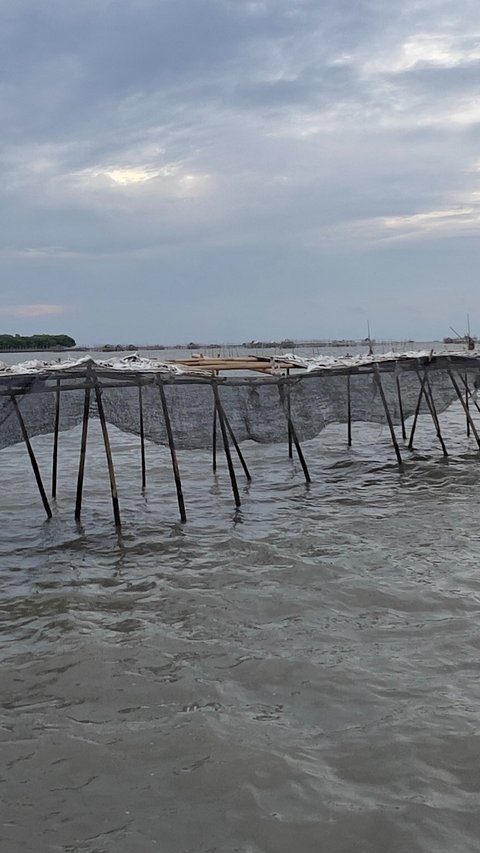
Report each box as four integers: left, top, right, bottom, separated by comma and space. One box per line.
1, 409, 480, 851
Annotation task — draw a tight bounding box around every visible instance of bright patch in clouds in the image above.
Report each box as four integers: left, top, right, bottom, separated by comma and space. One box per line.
399, 33, 480, 70
382, 207, 479, 232
81, 164, 211, 197
103, 166, 163, 185
312, 194, 480, 248
0, 304, 66, 318
363, 32, 480, 75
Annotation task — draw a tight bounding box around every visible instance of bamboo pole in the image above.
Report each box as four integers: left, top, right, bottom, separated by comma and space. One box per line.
157, 379, 187, 522
373, 366, 403, 466
447, 369, 480, 449
347, 373, 352, 447
212, 369, 218, 473
465, 372, 470, 437
456, 372, 480, 416
420, 372, 448, 457
52, 379, 61, 498
138, 384, 146, 490
212, 383, 241, 507
287, 369, 293, 458
212, 406, 217, 473
75, 386, 91, 521
10, 395, 52, 519
289, 418, 312, 483
222, 408, 251, 481
278, 385, 311, 483
212, 381, 242, 507
408, 372, 428, 449
395, 374, 406, 441
92, 372, 121, 528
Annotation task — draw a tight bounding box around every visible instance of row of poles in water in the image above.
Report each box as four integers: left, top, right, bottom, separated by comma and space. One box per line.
361, 365, 480, 466
4, 363, 480, 527
5, 366, 309, 528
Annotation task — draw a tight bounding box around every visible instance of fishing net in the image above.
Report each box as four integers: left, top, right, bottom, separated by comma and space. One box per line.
0, 356, 476, 451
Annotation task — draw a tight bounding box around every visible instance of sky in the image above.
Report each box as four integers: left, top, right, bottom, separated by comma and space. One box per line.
1, 0, 479, 344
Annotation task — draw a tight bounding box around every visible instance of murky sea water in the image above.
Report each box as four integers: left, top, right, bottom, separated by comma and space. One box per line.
2, 351, 480, 852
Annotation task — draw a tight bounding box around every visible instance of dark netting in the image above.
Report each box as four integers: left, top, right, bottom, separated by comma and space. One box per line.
0, 362, 478, 451
0, 375, 88, 450
287, 369, 461, 441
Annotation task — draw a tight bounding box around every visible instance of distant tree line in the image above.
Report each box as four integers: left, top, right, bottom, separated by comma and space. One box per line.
0, 333, 76, 350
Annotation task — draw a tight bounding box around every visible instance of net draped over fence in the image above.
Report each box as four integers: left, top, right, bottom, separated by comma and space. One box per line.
0, 353, 478, 451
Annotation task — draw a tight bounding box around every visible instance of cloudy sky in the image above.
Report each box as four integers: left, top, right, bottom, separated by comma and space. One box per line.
1, 0, 479, 344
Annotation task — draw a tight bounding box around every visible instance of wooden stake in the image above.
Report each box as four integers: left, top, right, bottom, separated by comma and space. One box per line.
138, 384, 146, 490
223, 407, 251, 481
288, 418, 293, 458
212, 406, 217, 473
52, 379, 61, 498
10, 395, 52, 519
278, 385, 311, 483
373, 366, 403, 466
457, 372, 480, 416
465, 372, 470, 437
92, 372, 121, 528
419, 371, 448, 457
157, 379, 187, 522
287, 369, 293, 458
75, 386, 91, 521
212, 369, 218, 473
448, 369, 480, 449
408, 372, 428, 449
395, 374, 406, 441
347, 373, 352, 447
213, 383, 241, 507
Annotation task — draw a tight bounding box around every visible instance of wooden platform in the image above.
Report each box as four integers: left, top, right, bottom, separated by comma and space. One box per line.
165, 355, 303, 373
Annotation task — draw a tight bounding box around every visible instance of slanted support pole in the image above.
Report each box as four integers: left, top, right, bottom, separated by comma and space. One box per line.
466, 373, 470, 437
212, 369, 219, 474
138, 383, 146, 490
92, 371, 121, 528
447, 369, 480, 449
457, 371, 480, 417
395, 373, 406, 441
75, 385, 91, 521
223, 408, 251, 481
157, 379, 187, 522
417, 371, 448, 457
213, 382, 241, 507
287, 369, 293, 458
278, 384, 311, 483
347, 373, 352, 447
52, 379, 61, 498
212, 406, 217, 473
11, 394, 52, 520
408, 371, 428, 449
373, 365, 403, 466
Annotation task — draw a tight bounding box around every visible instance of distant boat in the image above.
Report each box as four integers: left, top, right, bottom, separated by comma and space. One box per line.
443, 335, 477, 348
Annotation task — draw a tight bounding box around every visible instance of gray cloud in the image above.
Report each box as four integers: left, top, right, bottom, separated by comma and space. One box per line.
0, 0, 479, 342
